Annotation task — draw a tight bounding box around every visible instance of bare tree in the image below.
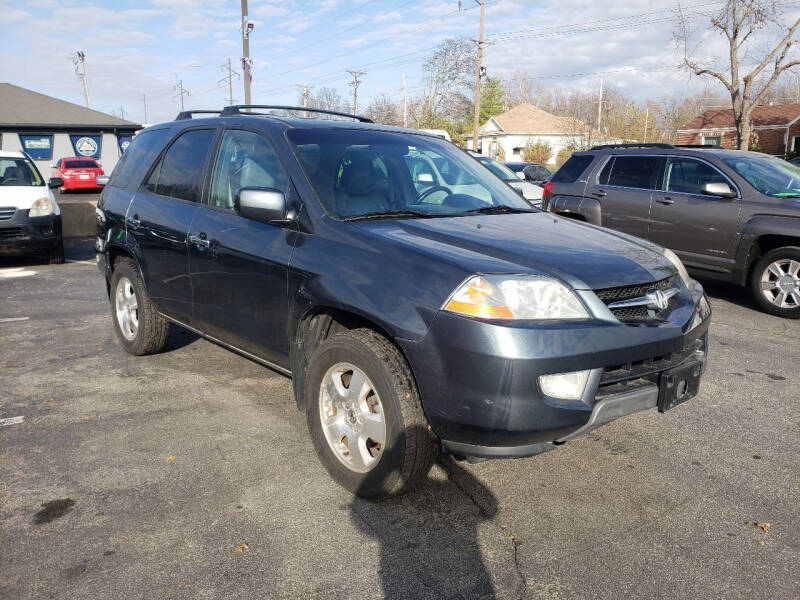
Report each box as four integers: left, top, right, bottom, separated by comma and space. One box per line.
677, 0, 800, 149
307, 87, 348, 113
418, 37, 474, 128
364, 93, 403, 126
504, 70, 536, 106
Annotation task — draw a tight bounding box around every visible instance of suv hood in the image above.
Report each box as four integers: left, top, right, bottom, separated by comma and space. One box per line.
362, 212, 675, 289
0, 185, 58, 213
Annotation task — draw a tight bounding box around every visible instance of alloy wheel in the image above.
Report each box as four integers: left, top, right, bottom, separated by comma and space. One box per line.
115, 276, 139, 340
318, 362, 387, 473
760, 259, 800, 308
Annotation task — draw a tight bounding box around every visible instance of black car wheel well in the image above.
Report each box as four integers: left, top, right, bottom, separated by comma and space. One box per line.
290, 308, 409, 410
746, 234, 800, 279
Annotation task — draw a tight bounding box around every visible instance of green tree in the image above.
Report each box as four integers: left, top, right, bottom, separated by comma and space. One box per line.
522, 140, 552, 164
479, 77, 506, 124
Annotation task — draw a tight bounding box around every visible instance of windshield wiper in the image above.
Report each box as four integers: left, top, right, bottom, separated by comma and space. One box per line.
457, 205, 535, 216
343, 210, 436, 221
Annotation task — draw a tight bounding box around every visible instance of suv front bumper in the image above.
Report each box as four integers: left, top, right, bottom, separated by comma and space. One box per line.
402, 284, 710, 459
0, 210, 62, 255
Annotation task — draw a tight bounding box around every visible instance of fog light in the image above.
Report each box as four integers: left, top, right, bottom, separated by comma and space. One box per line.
539, 370, 591, 400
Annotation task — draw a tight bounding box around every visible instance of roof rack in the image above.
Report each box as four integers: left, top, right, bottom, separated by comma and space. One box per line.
590, 143, 675, 150
175, 110, 223, 121
219, 105, 373, 123
674, 144, 719, 149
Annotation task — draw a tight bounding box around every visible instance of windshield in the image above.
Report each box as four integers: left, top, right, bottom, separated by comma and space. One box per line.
475, 156, 517, 182
721, 154, 800, 198
64, 159, 98, 169
0, 156, 44, 187
288, 129, 533, 219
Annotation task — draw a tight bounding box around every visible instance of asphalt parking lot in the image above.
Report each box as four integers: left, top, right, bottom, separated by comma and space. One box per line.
1, 240, 798, 600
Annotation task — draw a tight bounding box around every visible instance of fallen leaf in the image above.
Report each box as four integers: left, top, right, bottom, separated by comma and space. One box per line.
758, 541, 765, 546
45, 397, 55, 403
233, 542, 248, 554
756, 522, 771, 533
167, 455, 176, 461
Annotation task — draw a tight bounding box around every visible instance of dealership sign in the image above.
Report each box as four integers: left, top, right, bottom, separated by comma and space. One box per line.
70, 135, 102, 158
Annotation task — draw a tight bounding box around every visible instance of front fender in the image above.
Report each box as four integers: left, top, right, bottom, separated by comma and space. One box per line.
733, 215, 800, 285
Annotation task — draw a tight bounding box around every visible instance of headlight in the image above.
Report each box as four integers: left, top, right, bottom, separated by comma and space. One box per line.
443, 275, 589, 320
689, 294, 711, 331
663, 248, 691, 287
29, 197, 55, 217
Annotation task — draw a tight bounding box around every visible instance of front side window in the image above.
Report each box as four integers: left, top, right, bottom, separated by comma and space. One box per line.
210, 129, 289, 210
722, 154, 800, 198
0, 156, 44, 186
148, 128, 216, 202
287, 128, 531, 219
602, 156, 660, 189
663, 157, 729, 195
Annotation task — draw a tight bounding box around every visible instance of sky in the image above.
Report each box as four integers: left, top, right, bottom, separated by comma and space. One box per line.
1, 0, 799, 125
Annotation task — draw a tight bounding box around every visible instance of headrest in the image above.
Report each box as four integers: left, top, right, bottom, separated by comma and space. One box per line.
341, 151, 373, 196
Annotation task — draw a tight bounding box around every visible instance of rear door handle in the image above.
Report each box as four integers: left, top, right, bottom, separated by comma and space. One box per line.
656, 197, 674, 205
592, 189, 607, 198
126, 214, 140, 227
188, 232, 210, 248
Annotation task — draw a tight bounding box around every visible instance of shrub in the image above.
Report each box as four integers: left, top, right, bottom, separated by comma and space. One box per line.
522, 140, 552, 164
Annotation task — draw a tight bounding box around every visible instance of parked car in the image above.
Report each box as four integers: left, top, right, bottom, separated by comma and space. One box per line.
505, 161, 552, 185
96, 107, 710, 498
51, 156, 105, 192
789, 156, 800, 167
544, 143, 800, 318
418, 128, 451, 142
469, 152, 543, 206
0, 150, 64, 263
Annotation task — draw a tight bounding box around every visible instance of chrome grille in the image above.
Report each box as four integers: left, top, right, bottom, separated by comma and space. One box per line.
0, 207, 16, 221
594, 276, 677, 322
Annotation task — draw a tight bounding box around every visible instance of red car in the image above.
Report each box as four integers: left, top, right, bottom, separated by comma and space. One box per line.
51, 156, 105, 191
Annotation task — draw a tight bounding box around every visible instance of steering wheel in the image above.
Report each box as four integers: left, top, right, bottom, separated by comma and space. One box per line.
417, 185, 453, 203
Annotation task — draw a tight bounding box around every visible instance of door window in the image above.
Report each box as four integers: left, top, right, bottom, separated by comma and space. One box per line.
663, 157, 728, 195
602, 156, 660, 189
209, 130, 289, 210
147, 128, 216, 202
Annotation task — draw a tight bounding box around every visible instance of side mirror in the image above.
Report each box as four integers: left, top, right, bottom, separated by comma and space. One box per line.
235, 187, 288, 224
516, 172, 525, 180
702, 182, 736, 198
96, 175, 110, 187
48, 177, 64, 189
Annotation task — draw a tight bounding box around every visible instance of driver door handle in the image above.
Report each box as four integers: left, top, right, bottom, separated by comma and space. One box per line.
592, 189, 607, 198
656, 196, 675, 205
189, 232, 210, 248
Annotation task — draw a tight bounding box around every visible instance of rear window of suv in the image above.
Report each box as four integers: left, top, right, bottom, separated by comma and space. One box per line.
550, 155, 593, 183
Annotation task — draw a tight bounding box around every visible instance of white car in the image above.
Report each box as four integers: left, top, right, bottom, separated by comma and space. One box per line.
470, 153, 543, 206
0, 150, 65, 263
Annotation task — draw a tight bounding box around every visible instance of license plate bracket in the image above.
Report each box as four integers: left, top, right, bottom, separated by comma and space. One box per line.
657, 361, 702, 412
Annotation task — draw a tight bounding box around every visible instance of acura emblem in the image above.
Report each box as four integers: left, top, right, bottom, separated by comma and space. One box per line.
645, 289, 669, 311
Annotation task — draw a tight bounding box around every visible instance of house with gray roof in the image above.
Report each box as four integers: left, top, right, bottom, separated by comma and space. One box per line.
0, 83, 141, 175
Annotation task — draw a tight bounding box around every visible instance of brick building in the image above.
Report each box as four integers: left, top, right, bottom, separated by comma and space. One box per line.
676, 103, 800, 155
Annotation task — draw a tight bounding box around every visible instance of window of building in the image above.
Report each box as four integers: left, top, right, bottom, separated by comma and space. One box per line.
792, 136, 800, 153
702, 135, 721, 146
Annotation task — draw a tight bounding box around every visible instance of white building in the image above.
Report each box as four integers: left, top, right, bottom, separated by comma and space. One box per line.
0, 83, 140, 175
472, 103, 598, 164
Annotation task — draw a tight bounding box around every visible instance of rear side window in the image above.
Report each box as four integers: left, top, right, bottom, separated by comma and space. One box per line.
147, 129, 216, 202
110, 128, 172, 189
550, 155, 593, 183
601, 156, 660, 189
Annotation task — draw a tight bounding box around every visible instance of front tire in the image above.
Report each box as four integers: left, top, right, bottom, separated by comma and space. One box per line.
305, 328, 437, 498
47, 238, 64, 264
750, 247, 800, 318
110, 258, 171, 355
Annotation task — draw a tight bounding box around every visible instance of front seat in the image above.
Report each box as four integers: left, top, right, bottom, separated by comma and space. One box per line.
335, 152, 389, 217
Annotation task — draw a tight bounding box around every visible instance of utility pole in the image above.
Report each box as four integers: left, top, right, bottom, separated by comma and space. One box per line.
142, 93, 148, 123
471, 0, 486, 153
346, 70, 366, 114
597, 73, 604, 133
241, 0, 252, 104
174, 80, 190, 112
402, 73, 408, 127
643, 104, 649, 143
298, 84, 311, 117
220, 58, 240, 106
72, 51, 90, 108
118, 105, 126, 120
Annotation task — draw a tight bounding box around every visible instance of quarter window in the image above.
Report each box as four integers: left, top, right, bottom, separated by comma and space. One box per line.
209, 130, 289, 210
148, 129, 216, 202
663, 157, 728, 195
603, 156, 660, 189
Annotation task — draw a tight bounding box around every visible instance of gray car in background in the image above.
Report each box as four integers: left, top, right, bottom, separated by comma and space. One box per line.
543, 143, 800, 318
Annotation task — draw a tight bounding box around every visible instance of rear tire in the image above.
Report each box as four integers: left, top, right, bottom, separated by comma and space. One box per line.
305, 328, 437, 498
750, 246, 800, 319
110, 258, 171, 355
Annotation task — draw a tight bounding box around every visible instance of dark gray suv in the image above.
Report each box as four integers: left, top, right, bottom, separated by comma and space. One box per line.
543, 144, 800, 318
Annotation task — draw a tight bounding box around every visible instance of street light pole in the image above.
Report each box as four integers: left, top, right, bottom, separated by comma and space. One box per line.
471, 0, 486, 153
241, 0, 252, 104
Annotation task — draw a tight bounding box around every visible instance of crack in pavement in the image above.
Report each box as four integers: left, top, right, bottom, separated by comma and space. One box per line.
443, 460, 528, 600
